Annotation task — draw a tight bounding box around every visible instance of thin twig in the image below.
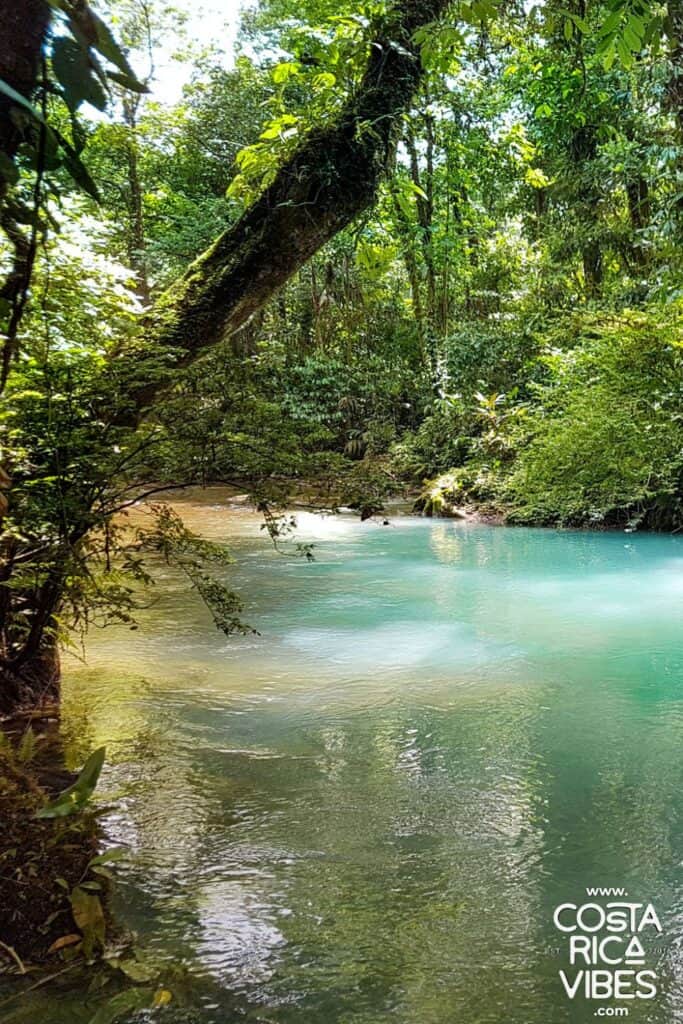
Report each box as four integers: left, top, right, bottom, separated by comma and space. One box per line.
0, 941, 26, 975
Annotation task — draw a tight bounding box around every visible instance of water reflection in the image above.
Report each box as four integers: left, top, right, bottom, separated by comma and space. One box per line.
21, 498, 683, 1022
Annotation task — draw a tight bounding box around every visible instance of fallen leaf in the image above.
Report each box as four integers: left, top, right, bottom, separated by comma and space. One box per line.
48, 933, 82, 954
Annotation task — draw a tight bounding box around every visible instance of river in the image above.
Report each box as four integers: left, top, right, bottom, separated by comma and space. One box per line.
10, 493, 683, 1022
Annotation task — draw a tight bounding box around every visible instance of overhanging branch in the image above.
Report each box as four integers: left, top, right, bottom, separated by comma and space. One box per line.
119, 0, 451, 419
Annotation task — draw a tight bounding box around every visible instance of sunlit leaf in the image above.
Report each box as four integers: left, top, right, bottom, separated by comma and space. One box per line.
36, 746, 106, 818
70, 885, 106, 959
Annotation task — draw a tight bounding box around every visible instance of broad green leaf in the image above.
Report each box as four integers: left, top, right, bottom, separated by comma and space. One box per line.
36, 746, 106, 818
115, 956, 159, 982
626, 14, 645, 40
599, 9, 623, 35
53, 130, 101, 203
568, 13, 589, 33
106, 70, 149, 94
312, 72, 336, 90
90, 865, 114, 880
616, 34, 634, 67
602, 42, 617, 70
272, 61, 300, 84
52, 36, 107, 112
89, 10, 147, 91
70, 885, 106, 959
623, 25, 641, 51
0, 78, 45, 123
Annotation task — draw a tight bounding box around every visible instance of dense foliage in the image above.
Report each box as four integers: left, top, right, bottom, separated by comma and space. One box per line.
0, 0, 682, 706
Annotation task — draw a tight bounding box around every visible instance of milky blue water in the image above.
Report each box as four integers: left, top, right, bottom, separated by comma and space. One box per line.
10, 502, 683, 1023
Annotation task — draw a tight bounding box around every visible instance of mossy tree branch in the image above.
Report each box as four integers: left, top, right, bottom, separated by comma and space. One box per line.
124, 0, 452, 416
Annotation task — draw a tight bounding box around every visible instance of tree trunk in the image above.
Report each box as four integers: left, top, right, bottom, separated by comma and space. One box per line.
626, 175, 650, 265
0, 1, 56, 714
405, 117, 440, 382
122, 96, 152, 306
0, 0, 52, 386
666, 0, 683, 136
0, 0, 51, 191
0, 641, 60, 715
570, 126, 603, 299
391, 189, 427, 353
582, 242, 603, 299
124, 0, 451, 416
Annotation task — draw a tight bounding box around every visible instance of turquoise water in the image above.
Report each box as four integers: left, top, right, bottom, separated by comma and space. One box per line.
10, 502, 683, 1022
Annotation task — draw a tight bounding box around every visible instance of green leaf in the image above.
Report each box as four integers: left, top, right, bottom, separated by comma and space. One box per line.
568, 13, 589, 33
602, 42, 617, 70
45, 125, 100, 201
312, 72, 336, 90
626, 14, 645, 41
52, 36, 107, 112
90, 865, 114, 880
70, 885, 106, 959
0, 78, 45, 123
623, 25, 641, 51
599, 9, 623, 35
17, 727, 38, 764
616, 34, 634, 67
89, 11, 147, 91
106, 70, 149, 95
56, 133, 101, 202
36, 746, 106, 818
115, 956, 159, 982
272, 61, 300, 84
89, 847, 126, 866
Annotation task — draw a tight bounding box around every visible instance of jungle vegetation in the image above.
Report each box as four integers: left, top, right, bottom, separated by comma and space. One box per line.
0, 0, 682, 714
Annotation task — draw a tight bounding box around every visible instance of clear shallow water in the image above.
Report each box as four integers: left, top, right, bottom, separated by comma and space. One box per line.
10, 498, 683, 1022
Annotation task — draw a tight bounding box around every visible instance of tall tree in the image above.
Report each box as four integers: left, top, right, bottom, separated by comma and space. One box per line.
0, 0, 452, 711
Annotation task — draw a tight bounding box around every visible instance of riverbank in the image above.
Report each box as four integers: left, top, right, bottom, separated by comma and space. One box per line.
0, 724, 107, 970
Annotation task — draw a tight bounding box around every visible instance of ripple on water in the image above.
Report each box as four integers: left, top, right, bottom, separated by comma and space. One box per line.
47, 507, 683, 1024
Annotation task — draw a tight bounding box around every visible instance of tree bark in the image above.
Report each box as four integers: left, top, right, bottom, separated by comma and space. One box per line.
0, 1, 52, 387
0, 0, 51, 189
122, 95, 152, 306
391, 189, 426, 352
0, 642, 60, 715
0, 1, 56, 713
666, 0, 683, 136
570, 125, 603, 299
